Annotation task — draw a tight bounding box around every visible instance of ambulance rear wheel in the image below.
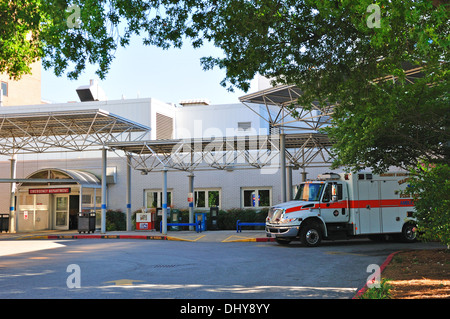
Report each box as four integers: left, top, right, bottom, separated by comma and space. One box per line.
399, 222, 417, 243
300, 223, 322, 247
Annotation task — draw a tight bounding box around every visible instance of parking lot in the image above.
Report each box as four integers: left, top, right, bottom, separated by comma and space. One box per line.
0, 231, 444, 300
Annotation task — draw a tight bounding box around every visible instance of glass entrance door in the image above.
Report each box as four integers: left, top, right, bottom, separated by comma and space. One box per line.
54, 195, 69, 230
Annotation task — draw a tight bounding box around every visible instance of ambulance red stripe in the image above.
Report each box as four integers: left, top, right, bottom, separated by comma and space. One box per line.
284, 199, 413, 214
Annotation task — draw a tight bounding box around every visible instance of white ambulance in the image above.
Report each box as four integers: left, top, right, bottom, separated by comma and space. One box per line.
266, 172, 417, 246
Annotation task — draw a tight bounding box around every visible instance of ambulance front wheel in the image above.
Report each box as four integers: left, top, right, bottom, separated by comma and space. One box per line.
299, 222, 322, 247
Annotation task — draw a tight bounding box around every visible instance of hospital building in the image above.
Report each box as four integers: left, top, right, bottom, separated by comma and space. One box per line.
0, 63, 332, 233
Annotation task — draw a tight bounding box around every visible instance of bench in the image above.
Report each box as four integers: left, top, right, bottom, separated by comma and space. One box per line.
236, 220, 266, 233
160, 221, 202, 233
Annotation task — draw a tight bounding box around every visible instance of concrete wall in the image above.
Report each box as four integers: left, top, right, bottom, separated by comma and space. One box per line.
0, 61, 42, 107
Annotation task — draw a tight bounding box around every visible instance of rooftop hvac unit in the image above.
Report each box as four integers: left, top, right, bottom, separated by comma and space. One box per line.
179, 99, 210, 106
76, 79, 107, 102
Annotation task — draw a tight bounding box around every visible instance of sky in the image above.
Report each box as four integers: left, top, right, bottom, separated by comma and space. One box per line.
41, 37, 257, 106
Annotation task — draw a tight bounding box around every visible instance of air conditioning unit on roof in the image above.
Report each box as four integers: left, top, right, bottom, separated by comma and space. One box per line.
76, 79, 107, 102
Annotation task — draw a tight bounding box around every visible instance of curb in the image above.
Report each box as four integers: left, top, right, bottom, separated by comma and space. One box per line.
13, 234, 274, 242
223, 237, 275, 243
352, 250, 400, 299
20, 234, 170, 241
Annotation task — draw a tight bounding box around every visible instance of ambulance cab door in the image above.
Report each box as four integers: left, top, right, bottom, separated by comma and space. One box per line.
358, 179, 382, 234
320, 182, 348, 223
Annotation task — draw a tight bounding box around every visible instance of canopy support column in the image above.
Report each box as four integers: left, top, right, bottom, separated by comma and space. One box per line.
161, 167, 168, 235
287, 165, 293, 201
280, 133, 287, 203
126, 154, 132, 231
9, 155, 17, 233
188, 173, 194, 230
101, 148, 107, 234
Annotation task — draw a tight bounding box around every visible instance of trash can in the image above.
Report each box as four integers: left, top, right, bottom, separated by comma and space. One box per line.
78, 212, 96, 234
195, 212, 207, 232
0, 214, 9, 233
209, 207, 219, 230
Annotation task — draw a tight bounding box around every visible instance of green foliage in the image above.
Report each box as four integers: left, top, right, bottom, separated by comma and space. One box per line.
106, 209, 126, 231
172, 208, 268, 230
0, 1, 43, 79
3, 1, 447, 175
4, 1, 448, 88
403, 163, 450, 248
357, 278, 393, 299
324, 76, 449, 173
216, 208, 268, 230
132, 208, 268, 231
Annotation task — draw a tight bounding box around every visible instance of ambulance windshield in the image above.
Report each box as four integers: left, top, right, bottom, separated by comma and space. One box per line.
295, 183, 325, 201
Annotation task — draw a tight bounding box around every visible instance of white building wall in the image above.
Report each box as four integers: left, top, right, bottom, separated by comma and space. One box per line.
0, 153, 326, 215
174, 103, 271, 138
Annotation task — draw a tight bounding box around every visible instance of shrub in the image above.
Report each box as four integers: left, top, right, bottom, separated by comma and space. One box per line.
128, 208, 270, 231
216, 208, 268, 230
106, 209, 126, 231
404, 162, 450, 248
357, 279, 393, 299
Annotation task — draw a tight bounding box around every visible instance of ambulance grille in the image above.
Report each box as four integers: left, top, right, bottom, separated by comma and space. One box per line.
268, 208, 283, 223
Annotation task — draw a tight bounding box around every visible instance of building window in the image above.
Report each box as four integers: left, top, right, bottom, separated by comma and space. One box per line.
194, 189, 221, 208
238, 122, 252, 131
242, 187, 271, 208
82, 194, 92, 205
1, 82, 7, 96
145, 190, 173, 208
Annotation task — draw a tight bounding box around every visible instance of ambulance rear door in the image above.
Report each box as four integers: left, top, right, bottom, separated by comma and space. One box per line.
380, 180, 402, 233
357, 176, 382, 234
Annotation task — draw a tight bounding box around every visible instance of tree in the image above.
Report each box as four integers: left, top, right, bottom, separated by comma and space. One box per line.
1, 0, 154, 80
2, 2, 448, 168
0, 1, 43, 79
404, 163, 450, 248
325, 70, 449, 173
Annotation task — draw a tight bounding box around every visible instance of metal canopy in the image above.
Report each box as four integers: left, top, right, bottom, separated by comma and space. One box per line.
18, 168, 101, 187
239, 84, 335, 171
372, 62, 426, 84
0, 108, 150, 235
239, 85, 303, 106
239, 64, 425, 132
108, 132, 332, 173
239, 85, 335, 132
0, 109, 150, 155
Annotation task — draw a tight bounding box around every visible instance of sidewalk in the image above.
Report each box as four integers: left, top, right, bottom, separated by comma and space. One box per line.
0, 229, 275, 243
